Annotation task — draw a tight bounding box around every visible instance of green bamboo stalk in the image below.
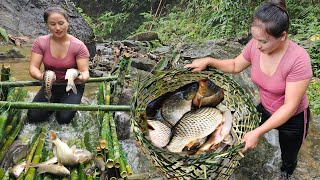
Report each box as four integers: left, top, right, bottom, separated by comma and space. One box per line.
0, 110, 21, 148
0, 168, 4, 179
0, 110, 26, 162
0, 101, 131, 111
23, 127, 43, 175
109, 113, 121, 168
0, 65, 11, 101
105, 113, 115, 168
119, 154, 127, 178
25, 127, 46, 180
121, 150, 132, 176
97, 83, 106, 120
0, 110, 10, 142
0, 75, 131, 87
85, 161, 93, 180
70, 167, 79, 180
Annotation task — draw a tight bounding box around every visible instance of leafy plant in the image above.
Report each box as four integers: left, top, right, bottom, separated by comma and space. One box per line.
0, 27, 9, 43
307, 78, 320, 115
94, 12, 129, 38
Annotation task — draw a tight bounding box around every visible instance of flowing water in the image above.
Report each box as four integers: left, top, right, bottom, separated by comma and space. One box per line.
1, 45, 319, 179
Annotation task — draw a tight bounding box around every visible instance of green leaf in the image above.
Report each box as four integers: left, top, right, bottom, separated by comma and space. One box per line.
0, 27, 9, 43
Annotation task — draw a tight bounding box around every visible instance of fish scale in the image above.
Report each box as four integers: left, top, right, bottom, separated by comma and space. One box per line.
166, 107, 223, 153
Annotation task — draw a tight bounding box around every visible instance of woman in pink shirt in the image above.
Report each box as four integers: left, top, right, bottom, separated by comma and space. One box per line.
27, 7, 90, 124
185, 0, 312, 179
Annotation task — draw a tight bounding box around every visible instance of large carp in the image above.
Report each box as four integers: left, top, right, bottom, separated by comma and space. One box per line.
146, 82, 199, 126
49, 131, 79, 166
193, 79, 224, 108
166, 107, 223, 153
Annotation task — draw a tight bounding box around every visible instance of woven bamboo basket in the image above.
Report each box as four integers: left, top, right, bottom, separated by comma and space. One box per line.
131, 68, 261, 179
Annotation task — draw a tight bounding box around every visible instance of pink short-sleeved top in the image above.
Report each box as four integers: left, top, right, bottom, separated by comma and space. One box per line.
242, 39, 312, 115
31, 34, 89, 81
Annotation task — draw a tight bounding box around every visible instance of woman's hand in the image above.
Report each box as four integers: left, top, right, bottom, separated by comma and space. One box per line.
241, 129, 262, 153
184, 57, 211, 72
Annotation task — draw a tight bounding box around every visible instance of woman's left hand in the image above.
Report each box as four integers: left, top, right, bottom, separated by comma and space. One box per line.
241, 129, 262, 153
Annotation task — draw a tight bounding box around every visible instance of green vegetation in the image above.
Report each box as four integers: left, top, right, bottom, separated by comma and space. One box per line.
0, 27, 9, 43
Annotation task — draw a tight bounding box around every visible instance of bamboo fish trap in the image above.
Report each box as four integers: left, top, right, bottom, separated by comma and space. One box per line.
131, 68, 261, 179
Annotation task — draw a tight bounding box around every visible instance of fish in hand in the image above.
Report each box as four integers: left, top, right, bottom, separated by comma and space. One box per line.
43, 70, 56, 101
65, 68, 80, 94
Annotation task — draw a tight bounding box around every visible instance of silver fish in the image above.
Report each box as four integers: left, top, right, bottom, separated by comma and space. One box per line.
147, 120, 172, 148
12, 145, 29, 164
37, 164, 70, 176
30, 156, 58, 167
195, 109, 234, 154
10, 161, 26, 178
74, 148, 94, 163
43, 70, 56, 101
65, 68, 79, 94
166, 107, 223, 153
193, 79, 224, 108
50, 131, 79, 166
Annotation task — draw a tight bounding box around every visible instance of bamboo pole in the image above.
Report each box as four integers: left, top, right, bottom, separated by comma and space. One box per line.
109, 114, 121, 168
25, 127, 46, 180
0, 110, 26, 163
0, 75, 131, 87
0, 101, 131, 111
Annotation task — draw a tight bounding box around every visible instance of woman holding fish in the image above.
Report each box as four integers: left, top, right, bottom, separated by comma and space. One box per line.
27, 7, 90, 124
185, 0, 312, 179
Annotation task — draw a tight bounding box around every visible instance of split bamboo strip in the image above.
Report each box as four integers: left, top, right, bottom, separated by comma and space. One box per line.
0, 75, 131, 87
24, 127, 43, 174
25, 127, 46, 180
0, 110, 26, 162
0, 101, 131, 111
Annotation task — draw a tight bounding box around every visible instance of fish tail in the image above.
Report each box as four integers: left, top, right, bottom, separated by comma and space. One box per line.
66, 79, 77, 94
49, 131, 57, 140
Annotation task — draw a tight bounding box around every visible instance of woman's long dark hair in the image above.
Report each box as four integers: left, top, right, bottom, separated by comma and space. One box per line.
44, 7, 69, 23
252, 0, 289, 38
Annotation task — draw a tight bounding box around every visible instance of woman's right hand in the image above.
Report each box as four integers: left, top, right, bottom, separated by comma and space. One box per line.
184, 57, 211, 72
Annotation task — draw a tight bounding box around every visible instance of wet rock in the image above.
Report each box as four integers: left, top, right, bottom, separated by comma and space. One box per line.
0, 0, 96, 57
115, 112, 131, 140
0, 47, 25, 59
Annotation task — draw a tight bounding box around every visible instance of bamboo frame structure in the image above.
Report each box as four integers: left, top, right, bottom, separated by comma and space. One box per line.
0, 75, 131, 87
0, 101, 131, 111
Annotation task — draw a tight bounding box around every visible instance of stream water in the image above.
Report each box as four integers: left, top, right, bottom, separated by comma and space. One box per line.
1, 45, 319, 179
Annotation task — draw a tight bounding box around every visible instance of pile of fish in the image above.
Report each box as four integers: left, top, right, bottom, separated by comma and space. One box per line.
146, 79, 237, 155
43, 68, 80, 102
9, 131, 94, 178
